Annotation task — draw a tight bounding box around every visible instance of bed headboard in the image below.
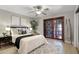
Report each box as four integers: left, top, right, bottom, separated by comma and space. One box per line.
10, 25, 28, 36
10, 25, 28, 28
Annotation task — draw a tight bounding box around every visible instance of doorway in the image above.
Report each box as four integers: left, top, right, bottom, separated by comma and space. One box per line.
44, 16, 64, 41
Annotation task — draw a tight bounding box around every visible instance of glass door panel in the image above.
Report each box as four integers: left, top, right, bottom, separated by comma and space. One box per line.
54, 19, 62, 39
45, 20, 53, 38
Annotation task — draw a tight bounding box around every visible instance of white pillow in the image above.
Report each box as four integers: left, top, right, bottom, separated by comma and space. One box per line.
11, 28, 18, 35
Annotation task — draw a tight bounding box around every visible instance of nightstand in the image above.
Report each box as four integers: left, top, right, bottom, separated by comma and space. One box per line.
0, 36, 12, 48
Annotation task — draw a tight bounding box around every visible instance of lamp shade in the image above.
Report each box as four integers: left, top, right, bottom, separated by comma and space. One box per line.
5, 26, 10, 31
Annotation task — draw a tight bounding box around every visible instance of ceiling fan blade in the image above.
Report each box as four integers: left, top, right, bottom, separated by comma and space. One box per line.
44, 8, 49, 11
42, 12, 47, 15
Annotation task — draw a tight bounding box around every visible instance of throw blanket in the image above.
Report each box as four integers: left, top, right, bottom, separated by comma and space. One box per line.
15, 34, 33, 49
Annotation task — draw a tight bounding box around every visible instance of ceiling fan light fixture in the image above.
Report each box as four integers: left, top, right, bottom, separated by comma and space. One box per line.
29, 5, 49, 16
36, 11, 42, 14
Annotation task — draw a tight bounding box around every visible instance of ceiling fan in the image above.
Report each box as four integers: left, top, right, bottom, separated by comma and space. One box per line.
28, 5, 49, 16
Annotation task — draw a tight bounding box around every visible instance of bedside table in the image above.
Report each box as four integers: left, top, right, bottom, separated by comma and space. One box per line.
0, 36, 12, 48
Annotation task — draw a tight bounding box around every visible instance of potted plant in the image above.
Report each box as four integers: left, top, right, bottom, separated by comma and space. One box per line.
30, 20, 38, 34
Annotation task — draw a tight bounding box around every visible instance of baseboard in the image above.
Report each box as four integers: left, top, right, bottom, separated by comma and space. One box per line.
65, 40, 74, 45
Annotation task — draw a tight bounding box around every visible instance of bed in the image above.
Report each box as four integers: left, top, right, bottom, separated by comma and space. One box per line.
10, 26, 48, 54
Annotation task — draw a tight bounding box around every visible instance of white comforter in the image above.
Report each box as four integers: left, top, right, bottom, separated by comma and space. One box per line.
12, 34, 48, 54
12, 33, 32, 43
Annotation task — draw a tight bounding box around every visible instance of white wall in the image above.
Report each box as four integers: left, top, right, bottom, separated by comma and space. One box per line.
74, 5, 79, 47
0, 9, 31, 36
37, 11, 74, 43
74, 12, 79, 47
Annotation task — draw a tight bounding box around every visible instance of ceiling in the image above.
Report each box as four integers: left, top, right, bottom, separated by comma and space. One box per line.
0, 5, 76, 18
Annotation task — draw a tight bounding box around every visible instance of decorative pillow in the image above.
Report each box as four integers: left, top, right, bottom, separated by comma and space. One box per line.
22, 28, 27, 34
18, 28, 27, 35
18, 28, 22, 35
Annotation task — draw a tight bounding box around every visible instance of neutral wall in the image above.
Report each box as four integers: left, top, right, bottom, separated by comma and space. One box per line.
37, 11, 74, 43
74, 5, 79, 47
0, 9, 31, 36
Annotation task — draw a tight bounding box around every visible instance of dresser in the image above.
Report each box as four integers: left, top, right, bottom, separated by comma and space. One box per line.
0, 36, 12, 48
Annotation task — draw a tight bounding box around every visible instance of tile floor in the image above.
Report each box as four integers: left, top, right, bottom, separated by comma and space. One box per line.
0, 39, 78, 54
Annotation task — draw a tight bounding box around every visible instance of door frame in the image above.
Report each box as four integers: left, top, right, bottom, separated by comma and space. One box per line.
43, 16, 64, 41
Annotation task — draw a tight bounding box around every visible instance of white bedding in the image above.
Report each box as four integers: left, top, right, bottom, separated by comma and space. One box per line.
12, 34, 48, 54
18, 35, 48, 54
12, 33, 32, 43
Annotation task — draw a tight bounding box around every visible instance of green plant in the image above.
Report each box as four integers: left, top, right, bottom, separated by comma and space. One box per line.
30, 20, 38, 33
